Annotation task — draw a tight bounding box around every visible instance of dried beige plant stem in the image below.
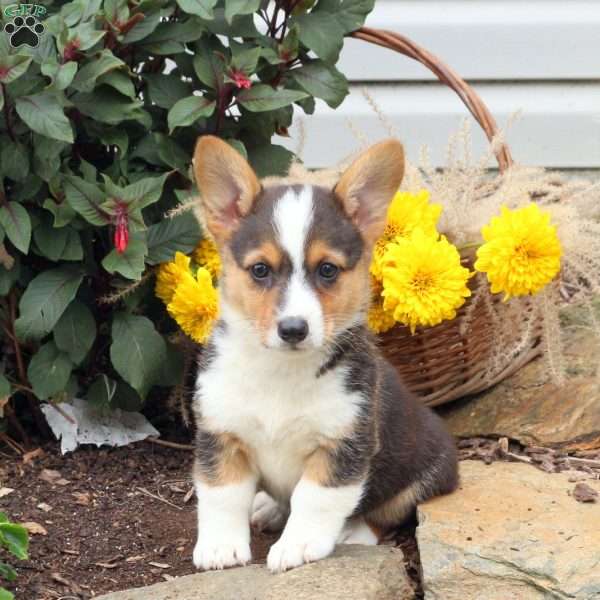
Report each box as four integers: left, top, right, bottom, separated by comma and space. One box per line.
164, 199, 197, 219
98, 271, 153, 305
361, 87, 399, 138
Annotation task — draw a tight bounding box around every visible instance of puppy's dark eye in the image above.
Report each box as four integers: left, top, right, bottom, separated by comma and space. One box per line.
251, 262, 270, 280
318, 262, 339, 281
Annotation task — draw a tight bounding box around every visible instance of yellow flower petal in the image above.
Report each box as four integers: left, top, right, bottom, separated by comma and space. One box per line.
474, 204, 562, 300
381, 229, 472, 334
155, 251, 191, 304
167, 268, 219, 344
193, 238, 222, 279
370, 190, 442, 279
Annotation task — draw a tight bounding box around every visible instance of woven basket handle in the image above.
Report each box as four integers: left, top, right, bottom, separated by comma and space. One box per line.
351, 27, 514, 173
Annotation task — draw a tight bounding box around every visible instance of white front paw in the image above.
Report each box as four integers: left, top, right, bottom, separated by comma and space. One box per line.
251, 491, 288, 532
193, 534, 251, 570
267, 533, 335, 572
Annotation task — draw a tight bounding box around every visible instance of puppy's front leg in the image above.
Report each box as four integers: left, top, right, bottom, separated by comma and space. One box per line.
193, 429, 257, 570
267, 446, 366, 572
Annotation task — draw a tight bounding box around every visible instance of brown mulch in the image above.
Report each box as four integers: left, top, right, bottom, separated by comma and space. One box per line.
0, 443, 278, 600
1, 436, 598, 599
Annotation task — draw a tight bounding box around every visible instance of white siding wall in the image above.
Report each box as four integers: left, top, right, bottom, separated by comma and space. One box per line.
283, 0, 600, 169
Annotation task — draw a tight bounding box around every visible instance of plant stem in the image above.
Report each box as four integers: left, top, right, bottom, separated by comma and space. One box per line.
1, 83, 16, 142
458, 241, 481, 251
8, 291, 49, 439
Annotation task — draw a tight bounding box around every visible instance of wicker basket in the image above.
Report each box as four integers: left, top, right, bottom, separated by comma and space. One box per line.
352, 27, 543, 406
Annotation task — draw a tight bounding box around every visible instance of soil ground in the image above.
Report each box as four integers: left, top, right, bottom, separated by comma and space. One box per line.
0, 442, 420, 600
2, 437, 597, 600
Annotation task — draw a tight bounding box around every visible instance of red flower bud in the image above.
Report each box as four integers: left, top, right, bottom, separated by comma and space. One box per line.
230, 69, 252, 90
114, 224, 129, 254
63, 38, 81, 62
114, 203, 129, 254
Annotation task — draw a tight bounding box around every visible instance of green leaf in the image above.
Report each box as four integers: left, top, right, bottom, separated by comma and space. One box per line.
146, 213, 201, 265
224, 0, 260, 24
34, 223, 83, 262
0, 522, 28, 559
237, 84, 307, 112
168, 95, 216, 132
247, 143, 295, 177
122, 10, 162, 43
0, 587, 14, 600
110, 313, 167, 398
144, 74, 191, 110
41, 61, 78, 91
1, 143, 29, 182
85, 374, 117, 410
15, 93, 73, 143
314, 0, 375, 33
0, 561, 17, 582
70, 22, 107, 51
64, 176, 109, 226
0, 374, 9, 399
104, 172, 170, 211
54, 300, 96, 364
98, 70, 136, 98
27, 341, 73, 400
0, 259, 20, 296
72, 89, 145, 125
43, 198, 76, 228
0, 203, 31, 253
155, 134, 190, 174
142, 19, 205, 54
294, 12, 344, 63
14, 267, 84, 341
102, 237, 147, 280
292, 60, 349, 108
72, 50, 126, 93
0, 56, 32, 84
33, 136, 66, 182
177, 0, 218, 19
193, 43, 226, 91
231, 45, 261, 74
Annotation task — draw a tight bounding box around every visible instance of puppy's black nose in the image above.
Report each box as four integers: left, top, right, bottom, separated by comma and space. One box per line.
278, 317, 309, 344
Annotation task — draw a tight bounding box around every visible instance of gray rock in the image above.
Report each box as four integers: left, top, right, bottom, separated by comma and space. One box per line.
95, 545, 414, 600
418, 461, 600, 600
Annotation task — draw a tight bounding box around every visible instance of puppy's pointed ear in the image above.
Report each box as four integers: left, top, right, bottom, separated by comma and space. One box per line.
334, 139, 405, 244
193, 135, 261, 242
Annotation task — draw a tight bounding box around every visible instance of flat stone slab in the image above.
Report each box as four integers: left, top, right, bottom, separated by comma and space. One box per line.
418, 461, 600, 600
95, 545, 413, 600
441, 322, 600, 450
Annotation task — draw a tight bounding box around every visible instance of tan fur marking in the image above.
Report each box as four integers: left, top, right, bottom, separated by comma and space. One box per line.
193, 136, 261, 244
194, 432, 254, 486
366, 481, 422, 527
335, 139, 405, 244
306, 240, 348, 271
315, 255, 371, 339
221, 250, 280, 344
243, 242, 283, 271
303, 445, 335, 485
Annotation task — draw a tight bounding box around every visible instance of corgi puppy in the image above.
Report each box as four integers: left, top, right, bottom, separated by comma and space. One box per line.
191, 136, 458, 573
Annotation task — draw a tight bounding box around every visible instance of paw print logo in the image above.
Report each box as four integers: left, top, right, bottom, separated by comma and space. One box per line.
4, 16, 45, 48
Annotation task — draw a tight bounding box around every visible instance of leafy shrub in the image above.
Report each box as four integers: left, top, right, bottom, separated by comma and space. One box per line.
0, 512, 28, 600
0, 0, 374, 435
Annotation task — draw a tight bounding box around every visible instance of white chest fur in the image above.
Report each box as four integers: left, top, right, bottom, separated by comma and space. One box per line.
195, 324, 361, 503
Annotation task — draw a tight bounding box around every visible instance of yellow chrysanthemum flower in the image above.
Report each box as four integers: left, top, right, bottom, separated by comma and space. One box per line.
367, 303, 397, 334
193, 238, 221, 279
474, 204, 562, 300
371, 190, 442, 279
155, 251, 191, 304
367, 277, 396, 334
381, 228, 472, 334
167, 268, 219, 343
